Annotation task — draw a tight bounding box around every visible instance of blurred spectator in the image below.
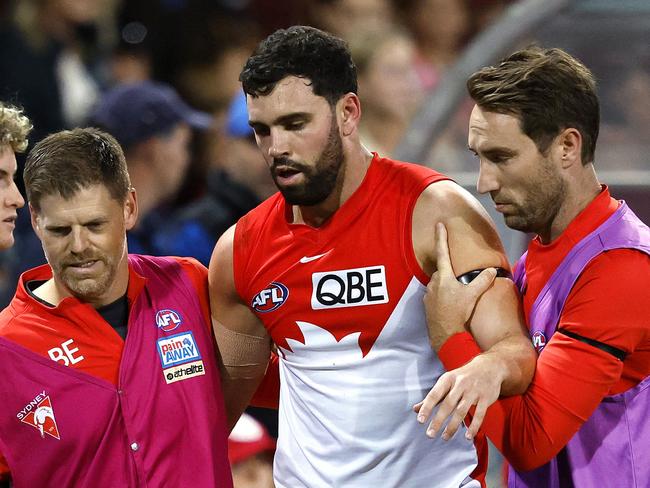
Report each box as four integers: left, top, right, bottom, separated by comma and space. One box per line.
88, 80, 213, 255
306, 0, 396, 40
153, 91, 266, 266
0, 0, 118, 145
396, 0, 471, 90
219, 91, 276, 200
349, 28, 423, 156
228, 414, 275, 488
599, 66, 650, 170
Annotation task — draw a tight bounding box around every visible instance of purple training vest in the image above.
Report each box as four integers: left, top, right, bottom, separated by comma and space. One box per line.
510, 203, 650, 488
0, 255, 232, 488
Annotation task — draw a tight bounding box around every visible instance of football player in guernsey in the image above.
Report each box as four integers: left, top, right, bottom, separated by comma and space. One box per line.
417, 47, 650, 487
209, 26, 536, 488
0, 129, 233, 487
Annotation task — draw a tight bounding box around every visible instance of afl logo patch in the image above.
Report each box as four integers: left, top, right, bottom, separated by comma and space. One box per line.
252, 282, 289, 313
156, 309, 182, 332
531, 330, 547, 353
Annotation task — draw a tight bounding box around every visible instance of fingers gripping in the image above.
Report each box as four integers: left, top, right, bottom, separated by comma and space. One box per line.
467, 268, 497, 299
434, 222, 454, 276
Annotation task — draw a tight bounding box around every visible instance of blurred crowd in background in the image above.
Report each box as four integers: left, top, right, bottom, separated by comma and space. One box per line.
0, 2, 515, 486
0, 0, 516, 306
1, 1, 649, 487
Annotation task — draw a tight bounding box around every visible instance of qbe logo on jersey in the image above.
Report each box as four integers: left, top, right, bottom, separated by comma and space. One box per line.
157, 331, 205, 384
311, 265, 389, 310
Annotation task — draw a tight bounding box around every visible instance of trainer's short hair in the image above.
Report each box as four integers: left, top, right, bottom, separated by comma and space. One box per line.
24, 128, 131, 212
0, 102, 32, 153
467, 46, 599, 164
240, 25, 357, 106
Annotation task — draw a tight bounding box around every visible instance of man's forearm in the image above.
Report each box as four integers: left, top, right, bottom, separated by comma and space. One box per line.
214, 323, 271, 431
438, 331, 535, 396
219, 365, 267, 431
482, 333, 536, 395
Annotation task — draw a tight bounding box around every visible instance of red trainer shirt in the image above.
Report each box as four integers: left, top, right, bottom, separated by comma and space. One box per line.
439, 188, 650, 471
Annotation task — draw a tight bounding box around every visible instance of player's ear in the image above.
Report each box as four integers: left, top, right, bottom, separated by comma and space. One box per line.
338, 93, 361, 137
555, 127, 582, 168
123, 188, 138, 231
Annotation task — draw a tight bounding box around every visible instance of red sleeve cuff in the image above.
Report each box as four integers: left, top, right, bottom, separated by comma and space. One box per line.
437, 332, 482, 371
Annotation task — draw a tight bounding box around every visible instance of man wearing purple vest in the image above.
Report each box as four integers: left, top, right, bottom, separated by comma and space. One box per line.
0, 128, 232, 487
414, 47, 650, 487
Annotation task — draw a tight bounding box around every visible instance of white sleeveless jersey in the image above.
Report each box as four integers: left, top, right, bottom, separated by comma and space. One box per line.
234, 155, 485, 487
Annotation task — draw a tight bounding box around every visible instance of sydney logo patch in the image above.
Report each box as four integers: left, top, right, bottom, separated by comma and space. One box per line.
251, 282, 289, 313
17, 392, 60, 440
156, 309, 182, 332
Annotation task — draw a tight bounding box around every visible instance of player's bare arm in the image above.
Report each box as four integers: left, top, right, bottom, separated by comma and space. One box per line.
411, 180, 535, 440
209, 225, 272, 431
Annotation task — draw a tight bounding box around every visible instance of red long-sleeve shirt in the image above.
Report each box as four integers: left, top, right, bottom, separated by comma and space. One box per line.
439, 189, 650, 471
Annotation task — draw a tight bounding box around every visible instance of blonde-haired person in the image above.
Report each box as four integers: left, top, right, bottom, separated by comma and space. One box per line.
0, 103, 30, 249
0, 102, 30, 485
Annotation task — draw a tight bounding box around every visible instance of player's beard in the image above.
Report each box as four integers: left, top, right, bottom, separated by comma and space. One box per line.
497, 156, 566, 236
271, 118, 344, 207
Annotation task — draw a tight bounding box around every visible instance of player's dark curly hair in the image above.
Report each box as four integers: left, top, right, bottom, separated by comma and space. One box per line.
240, 25, 357, 106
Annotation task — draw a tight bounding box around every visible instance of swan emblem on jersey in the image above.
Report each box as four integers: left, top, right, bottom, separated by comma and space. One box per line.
252, 282, 289, 313
279, 320, 363, 364
18, 393, 61, 440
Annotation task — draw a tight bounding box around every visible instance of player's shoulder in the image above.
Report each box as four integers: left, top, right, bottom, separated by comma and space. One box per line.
416, 179, 488, 223
376, 155, 449, 186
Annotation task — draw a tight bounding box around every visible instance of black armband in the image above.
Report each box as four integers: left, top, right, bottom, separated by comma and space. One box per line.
456, 267, 512, 285
557, 328, 627, 361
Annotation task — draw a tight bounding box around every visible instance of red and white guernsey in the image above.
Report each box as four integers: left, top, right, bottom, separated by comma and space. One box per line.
234, 154, 485, 487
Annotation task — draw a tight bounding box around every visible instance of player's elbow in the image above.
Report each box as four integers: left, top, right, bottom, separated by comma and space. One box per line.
506, 435, 567, 472
499, 337, 536, 396
511, 347, 537, 395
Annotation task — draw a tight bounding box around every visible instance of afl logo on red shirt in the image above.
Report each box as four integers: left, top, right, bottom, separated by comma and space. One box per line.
156, 309, 182, 332
532, 330, 547, 353
252, 282, 289, 313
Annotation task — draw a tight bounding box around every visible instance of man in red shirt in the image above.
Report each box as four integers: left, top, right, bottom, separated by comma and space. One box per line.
415, 47, 650, 487
0, 128, 232, 487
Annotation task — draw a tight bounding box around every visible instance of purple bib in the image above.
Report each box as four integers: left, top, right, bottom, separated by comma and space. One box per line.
510, 203, 650, 487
